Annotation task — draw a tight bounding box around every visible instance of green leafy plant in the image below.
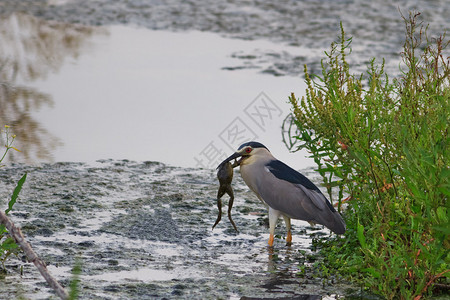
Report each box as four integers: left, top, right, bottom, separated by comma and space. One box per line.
0, 125, 26, 271
68, 258, 82, 300
286, 12, 449, 299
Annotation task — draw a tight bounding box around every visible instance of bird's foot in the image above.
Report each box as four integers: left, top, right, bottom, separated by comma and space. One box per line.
286, 231, 292, 245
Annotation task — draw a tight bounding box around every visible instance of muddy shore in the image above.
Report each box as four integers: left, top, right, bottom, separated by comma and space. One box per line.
1, 160, 357, 299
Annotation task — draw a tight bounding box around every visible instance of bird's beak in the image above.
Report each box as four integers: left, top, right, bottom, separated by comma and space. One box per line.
217, 152, 243, 170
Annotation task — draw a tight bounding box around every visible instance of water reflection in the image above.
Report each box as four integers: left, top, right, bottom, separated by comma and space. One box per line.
0, 13, 105, 162
263, 244, 333, 298
266, 246, 301, 279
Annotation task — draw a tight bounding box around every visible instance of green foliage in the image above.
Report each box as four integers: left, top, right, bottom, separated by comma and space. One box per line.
0, 126, 26, 271
68, 258, 82, 300
286, 12, 449, 299
5, 173, 27, 215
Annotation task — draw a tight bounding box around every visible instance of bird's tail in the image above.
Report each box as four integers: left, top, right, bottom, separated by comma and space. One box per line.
329, 211, 346, 234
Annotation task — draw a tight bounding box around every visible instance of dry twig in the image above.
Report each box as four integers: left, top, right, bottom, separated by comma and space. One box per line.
0, 211, 69, 300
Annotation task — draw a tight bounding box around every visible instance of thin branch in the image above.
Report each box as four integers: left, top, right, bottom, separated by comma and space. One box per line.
0, 211, 69, 300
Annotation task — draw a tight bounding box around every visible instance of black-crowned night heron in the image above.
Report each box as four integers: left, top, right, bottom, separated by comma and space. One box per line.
218, 141, 345, 246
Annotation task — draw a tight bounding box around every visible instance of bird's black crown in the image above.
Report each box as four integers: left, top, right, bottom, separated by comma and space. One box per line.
238, 141, 269, 151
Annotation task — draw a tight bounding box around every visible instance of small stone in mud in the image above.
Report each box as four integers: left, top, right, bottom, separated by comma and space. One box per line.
171, 289, 184, 296
101, 208, 182, 242
35, 228, 54, 237
78, 241, 95, 248
167, 193, 183, 201
103, 285, 121, 293
107, 259, 119, 266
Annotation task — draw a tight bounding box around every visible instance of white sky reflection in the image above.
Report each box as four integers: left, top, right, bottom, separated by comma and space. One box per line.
27, 25, 314, 169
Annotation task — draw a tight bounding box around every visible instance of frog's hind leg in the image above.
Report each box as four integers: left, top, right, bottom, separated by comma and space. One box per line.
212, 198, 222, 230
212, 186, 226, 230
226, 187, 238, 232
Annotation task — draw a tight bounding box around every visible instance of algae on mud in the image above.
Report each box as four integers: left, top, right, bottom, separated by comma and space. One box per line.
0, 160, 357, 299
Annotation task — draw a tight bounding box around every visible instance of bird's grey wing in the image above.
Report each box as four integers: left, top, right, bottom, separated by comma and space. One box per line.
258, 160, 345, 234
265, 160, 336, 212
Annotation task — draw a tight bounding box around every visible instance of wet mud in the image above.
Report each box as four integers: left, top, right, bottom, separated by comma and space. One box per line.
1, 160, 358, 299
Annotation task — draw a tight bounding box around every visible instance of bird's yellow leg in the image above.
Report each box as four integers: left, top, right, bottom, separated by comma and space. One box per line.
286, 231, 292, 244
283, 215, 292, 244
268, 208, 280, 247
268, 233, 274, 247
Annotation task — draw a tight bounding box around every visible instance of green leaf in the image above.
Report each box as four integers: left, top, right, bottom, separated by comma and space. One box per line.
5, 173, 27, 215
1, 237, 18, 250
357, 219, 367, 249
395, 209, 406, 219
439, 168, 450, 179
301, 130, 312, 142
432, 225, 450, 235
437, 186, 450, 197
363, 267, 381, 278
436, 206, 447, 223
68, 258, 82, 300
351, 150, 370, 168
347, 106, 355, 122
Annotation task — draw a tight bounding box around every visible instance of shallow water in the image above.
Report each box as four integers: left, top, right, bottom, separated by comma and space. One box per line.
0, 160, 356, 299
0, 12, 313, 169
1, 0, 449, 168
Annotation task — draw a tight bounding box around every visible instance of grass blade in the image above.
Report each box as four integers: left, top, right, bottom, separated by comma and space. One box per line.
5, 173, 27, 215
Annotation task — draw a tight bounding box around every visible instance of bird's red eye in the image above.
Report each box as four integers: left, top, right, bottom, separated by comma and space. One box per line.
245, 147, 252, 153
